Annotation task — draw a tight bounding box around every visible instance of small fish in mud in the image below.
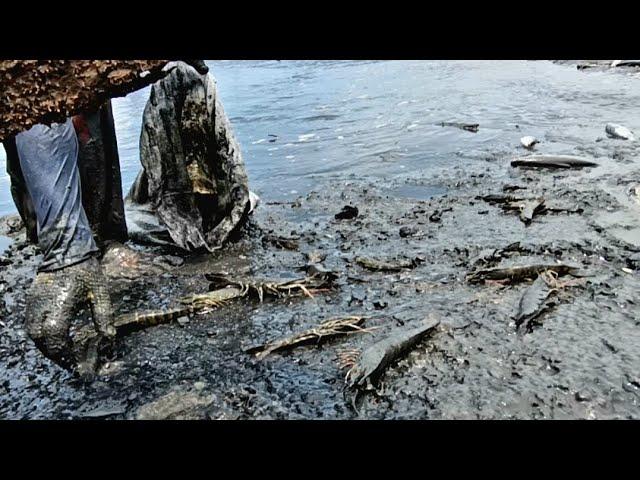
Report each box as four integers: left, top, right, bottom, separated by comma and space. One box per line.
204, 270, 338, 303
511, 155, 599, 169
245, 316, 371, 359
514, 272, 556, 333
466, 264, 583, 285
605, 123, 635, 141
520, 136, 539, 150
355, 255, 424, 272
341, 317, 440, 391
439, 121, 479, 133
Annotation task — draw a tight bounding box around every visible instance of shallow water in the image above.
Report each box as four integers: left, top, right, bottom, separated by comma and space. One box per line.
1, 60, 640, 215
0, 235, 11, 254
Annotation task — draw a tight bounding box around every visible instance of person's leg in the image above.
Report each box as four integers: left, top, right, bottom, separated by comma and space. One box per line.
16, 119, 115, 376
73, 101, 128, 248
3, 137, 38, 243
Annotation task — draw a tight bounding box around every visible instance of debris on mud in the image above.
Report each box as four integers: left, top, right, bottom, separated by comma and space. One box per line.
506, 197, 546, 225
399, 226, 419, 237
335, 205, 359, 220
438, 121, 479, 133
135, 388, 216, 420
262, 234, 300, 251
245, 316, 370, 359
355, 255, 424, 272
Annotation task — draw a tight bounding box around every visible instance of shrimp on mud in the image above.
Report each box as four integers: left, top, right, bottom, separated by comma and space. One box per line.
338, 317, 440, 410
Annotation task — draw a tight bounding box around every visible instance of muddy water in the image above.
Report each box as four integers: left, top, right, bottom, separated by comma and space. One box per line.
1, 61, 640, 419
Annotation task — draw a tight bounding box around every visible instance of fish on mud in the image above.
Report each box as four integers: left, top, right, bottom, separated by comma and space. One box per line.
342, 317, 440, 391
245, 316, 370, 359
514, 273, 556, 333
520, 136, 539, 150
477, 194, 526, 205
605, 123, 635, 141
511, 155, 599, 169
355, 256, 424, 272
466, 264, 583, 284
438, 121, 479, 133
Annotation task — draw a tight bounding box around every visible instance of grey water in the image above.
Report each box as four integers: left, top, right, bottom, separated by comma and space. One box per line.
1, 60, 639, 217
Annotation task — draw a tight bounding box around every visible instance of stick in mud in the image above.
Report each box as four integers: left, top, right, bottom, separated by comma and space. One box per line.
245, 316, 371, 359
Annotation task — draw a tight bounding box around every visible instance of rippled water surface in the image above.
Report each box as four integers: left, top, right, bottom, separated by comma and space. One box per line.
1, 60, 639, 216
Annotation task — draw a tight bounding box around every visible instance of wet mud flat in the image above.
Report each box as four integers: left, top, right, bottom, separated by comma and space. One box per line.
2, 147, 640, 419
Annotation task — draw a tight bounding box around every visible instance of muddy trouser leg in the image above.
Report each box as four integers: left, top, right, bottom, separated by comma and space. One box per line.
3, 137, 38, 243
16, 120, 114, 377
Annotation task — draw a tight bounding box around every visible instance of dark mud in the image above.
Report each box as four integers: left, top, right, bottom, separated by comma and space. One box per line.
2, 136, 640, 419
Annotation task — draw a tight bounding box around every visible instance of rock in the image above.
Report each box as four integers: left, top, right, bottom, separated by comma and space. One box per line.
177, 316, 190, 326
399, 226, 418, 237
135, 389, 215, 420
335, 206, 358, 220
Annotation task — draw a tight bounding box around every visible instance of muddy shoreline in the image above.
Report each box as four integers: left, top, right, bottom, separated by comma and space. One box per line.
2, 64, 640, 420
